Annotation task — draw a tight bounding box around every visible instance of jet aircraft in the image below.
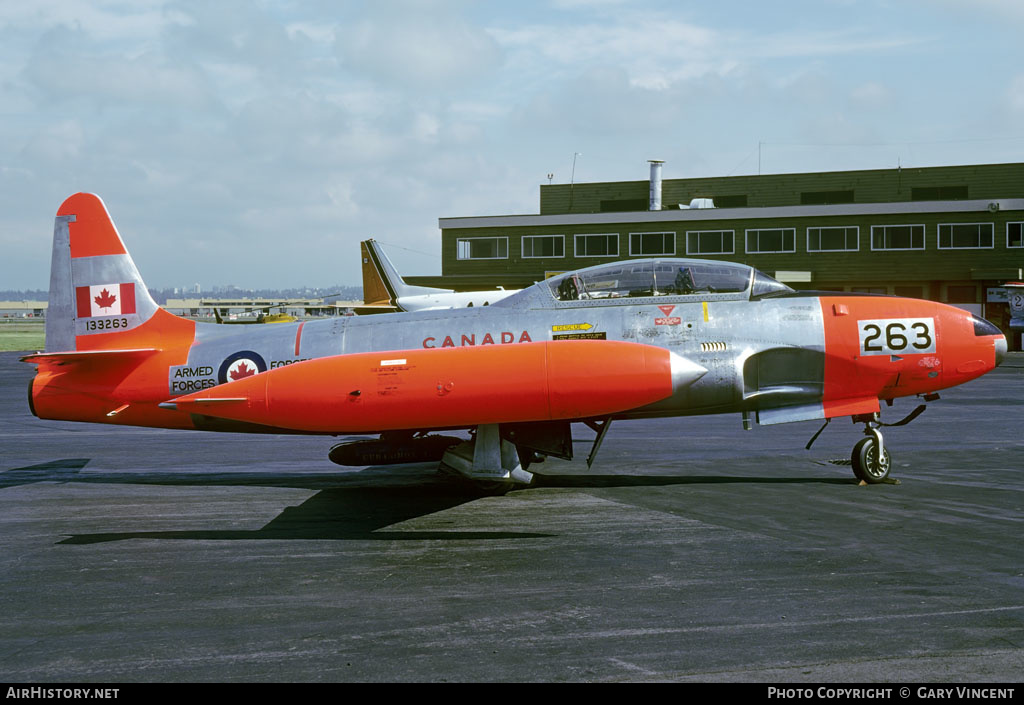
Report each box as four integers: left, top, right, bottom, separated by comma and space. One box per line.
23, 193, 1007, 488
355, 238, 518, 314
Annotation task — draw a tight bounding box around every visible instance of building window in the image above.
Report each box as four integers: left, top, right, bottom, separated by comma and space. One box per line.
938, 223, 993, 249
1009, 222, 1024, 248
912, 185, 968, 201
807, 226, 859, 252
685, 230, 734, 255
746, 228, 795, 254
601, 199, 648, 212
522, 235, 564, 258
575, 233, 619, 257
947, 285, 978, 303
895, 286, 924, 299
801, 190, 854, 205
871, 225, 925, 251
712, 194, 747, 208
456, 237, 508, 260
629, 232, 675, 256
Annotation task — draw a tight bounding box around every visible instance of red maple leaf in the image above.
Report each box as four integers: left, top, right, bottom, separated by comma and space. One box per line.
94, 288, 117, 310
230, 361, 257, 381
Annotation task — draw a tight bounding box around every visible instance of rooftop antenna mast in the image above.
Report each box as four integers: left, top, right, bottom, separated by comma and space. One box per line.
569, 152, 582, 211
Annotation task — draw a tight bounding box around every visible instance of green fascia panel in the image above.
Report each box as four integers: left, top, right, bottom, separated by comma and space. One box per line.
971, 268, 1023, 280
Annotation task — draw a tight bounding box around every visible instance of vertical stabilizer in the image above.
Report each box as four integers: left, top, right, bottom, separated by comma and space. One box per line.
45, 193, 191, 352
360, 240, 394, 307
361, 238, 449, 308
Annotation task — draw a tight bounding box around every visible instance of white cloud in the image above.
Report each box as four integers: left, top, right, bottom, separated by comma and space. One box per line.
412, 112, 441, 143
1006, 75, 1024, 115
929, 0, 1024, 22
20, 119, 85, 164
285, 21, 335, 45
550, 0, 630, 8
850, 81, 890, 109
490, 13, 924, 93
0, 0, 166, 44
334, 3, 501, 91
23, 25, 218, 110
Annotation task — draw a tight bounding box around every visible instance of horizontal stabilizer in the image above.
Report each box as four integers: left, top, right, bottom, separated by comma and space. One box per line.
21, 348, 160, 367
351, 304, 401, 315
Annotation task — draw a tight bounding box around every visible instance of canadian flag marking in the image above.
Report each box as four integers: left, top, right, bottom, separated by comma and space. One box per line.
76, 283, 136, 318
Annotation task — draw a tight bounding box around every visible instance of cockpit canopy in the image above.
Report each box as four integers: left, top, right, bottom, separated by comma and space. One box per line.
546, 259, 792, 303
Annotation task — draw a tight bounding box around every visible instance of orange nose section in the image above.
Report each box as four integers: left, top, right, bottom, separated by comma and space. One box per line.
943, 309, 1005, 386
821, 297, 1004, 409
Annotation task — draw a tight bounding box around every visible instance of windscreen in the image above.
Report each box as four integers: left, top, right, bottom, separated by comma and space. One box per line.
550, 260, 752, 301
750, 269, 794, 299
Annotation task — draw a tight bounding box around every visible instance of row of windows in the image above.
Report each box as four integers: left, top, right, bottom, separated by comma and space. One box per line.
455, 223, 1024, 259
593, 186, 969, 213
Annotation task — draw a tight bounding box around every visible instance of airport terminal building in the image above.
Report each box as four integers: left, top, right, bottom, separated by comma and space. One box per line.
426, 162, 1024, 345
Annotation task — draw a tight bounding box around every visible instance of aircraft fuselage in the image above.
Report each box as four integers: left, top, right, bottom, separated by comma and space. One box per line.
32, 285, 1002, 435
25, 194, 1006, 486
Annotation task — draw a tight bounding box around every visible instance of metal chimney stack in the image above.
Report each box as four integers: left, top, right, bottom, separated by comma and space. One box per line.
648, 160, 664, 211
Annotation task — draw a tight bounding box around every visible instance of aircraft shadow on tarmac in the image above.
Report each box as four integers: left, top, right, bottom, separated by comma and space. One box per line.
530, 473, 855, 488
4, 458, 856, 491
59, 485, 556, 544
3, 458, 853, 544
1, 458, 93, 488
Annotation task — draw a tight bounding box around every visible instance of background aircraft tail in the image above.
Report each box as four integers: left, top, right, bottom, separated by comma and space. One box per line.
360, 238, 450, 308
44, 193, 193, 352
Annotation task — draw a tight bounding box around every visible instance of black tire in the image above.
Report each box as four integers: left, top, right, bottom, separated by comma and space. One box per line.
852, 437, 891, 484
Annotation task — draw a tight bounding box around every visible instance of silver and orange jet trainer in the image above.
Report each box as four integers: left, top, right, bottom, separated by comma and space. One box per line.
24, 193, 1007, 488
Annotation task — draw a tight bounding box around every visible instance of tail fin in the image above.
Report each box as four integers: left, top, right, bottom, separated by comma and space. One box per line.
360, 238, 450, 308
360, 239, 394, 307
46, 193, 193, 352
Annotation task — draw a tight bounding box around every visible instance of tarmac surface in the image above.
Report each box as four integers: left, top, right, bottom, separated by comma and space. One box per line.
1, 350, 1022, 682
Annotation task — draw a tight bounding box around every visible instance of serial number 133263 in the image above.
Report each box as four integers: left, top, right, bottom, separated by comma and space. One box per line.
83, 317, 129, 331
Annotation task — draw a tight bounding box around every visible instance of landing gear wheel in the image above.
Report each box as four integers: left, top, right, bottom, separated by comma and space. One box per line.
852, 437, 891, 484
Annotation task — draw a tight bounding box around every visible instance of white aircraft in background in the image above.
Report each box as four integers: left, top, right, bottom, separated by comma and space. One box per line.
355, 239, 520, 314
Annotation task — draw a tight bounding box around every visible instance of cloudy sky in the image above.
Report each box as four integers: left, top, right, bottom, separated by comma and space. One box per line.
2, 0, 1023, 290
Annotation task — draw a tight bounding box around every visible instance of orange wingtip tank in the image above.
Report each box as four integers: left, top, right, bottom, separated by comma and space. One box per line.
169, 340, 698, 433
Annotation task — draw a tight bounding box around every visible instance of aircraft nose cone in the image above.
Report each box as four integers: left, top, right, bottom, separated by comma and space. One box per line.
995, 335, 1007, 367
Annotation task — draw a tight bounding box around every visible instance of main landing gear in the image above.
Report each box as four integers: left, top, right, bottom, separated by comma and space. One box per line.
439, 419, 598, 491
439, 424, 535, 490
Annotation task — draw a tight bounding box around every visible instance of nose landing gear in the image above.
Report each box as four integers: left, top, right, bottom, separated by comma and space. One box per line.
852, 427, 891, 484
809, 401, 932, 484
848, 403, 929, 484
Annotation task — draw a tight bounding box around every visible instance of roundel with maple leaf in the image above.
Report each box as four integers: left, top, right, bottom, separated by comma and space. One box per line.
217, 351, 268, 385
